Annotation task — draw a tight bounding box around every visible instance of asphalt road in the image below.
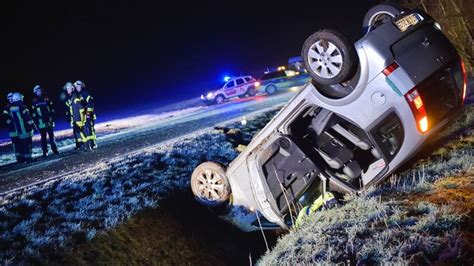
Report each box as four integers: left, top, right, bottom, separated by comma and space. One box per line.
0, 92, 294, 194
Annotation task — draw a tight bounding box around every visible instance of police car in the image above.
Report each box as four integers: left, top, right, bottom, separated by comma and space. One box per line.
256, 69, 311, 94
201, 76, 258, 105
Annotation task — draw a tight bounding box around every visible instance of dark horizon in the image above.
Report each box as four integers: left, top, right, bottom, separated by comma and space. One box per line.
0, 0, 379, 132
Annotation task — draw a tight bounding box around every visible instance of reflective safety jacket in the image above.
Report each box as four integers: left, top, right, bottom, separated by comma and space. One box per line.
2, 103, 18, 138
65, 92, 86, 126
294, 192, 337, 229
80, 90, 96, 120
32, 95, 55, 129
9, 101, 35, 139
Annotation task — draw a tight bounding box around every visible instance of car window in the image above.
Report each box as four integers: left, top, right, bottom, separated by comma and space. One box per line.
261, 71, 285, 80
235, 78, 245, 85
244, 77, 252, 82
224, 80, 235, 88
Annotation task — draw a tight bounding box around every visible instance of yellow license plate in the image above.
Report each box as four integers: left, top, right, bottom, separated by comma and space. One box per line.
395, 14, 419, 32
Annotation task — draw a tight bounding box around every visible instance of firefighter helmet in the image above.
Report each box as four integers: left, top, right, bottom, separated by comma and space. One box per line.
11, 92, 24, 102
33, 85, 42, 94
74, 80, 85, 87
63, 82, 74, 90
7, 92, 14, 103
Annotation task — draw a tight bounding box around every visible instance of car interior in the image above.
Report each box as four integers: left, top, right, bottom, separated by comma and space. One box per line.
255, 105, 402, 220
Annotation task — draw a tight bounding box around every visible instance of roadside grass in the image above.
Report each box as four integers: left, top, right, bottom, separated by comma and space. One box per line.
260, 106, 473, 265
57, 203, 227, 265
0, 109, 279, 264
1, 103, 471, 264
259, 195, 464, 265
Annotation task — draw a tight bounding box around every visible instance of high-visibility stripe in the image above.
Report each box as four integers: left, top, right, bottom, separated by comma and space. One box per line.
38, 118, 45, 128
79, 131, 87, 142
86, 133, 96, 140
14, 111, 27, 137
87, 108, 94, 112
19, 131, 33, 139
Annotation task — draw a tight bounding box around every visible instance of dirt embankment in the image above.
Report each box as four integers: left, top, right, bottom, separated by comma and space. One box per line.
45, 191, 277, 265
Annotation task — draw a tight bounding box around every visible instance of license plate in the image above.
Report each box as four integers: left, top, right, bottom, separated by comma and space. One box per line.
394, 13, 419, 32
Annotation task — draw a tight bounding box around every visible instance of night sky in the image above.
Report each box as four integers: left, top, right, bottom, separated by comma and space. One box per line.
0, 0, 379, 130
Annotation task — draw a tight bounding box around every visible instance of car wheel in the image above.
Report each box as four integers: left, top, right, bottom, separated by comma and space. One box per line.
266, 85, 277, 94
302, 29, 358, 86
215, 95, 225, 104
363, 3, 404, 33
191, 162, 231, 207
247, 87, 256, 96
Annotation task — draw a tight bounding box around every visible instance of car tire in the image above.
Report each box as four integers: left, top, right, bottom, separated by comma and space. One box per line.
302, 29, 358, 86
265, 85, 277, 94
191, 162, 231, 207
363, 3, 405, 33
215, 95, 225, 104
247, 87, 256, 97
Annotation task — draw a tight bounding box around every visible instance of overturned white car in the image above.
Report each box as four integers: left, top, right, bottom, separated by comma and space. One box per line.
191, 4, 467, 231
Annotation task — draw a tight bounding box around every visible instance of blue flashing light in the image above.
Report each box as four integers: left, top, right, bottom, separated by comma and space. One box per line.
223, 76, 231, 82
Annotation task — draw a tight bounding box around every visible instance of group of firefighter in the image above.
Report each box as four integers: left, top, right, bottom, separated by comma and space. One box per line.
2, 80, 97, 163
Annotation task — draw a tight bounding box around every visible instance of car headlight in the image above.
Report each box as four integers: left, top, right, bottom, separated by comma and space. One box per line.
206, 92, 214, 99
201, 95, 205, 100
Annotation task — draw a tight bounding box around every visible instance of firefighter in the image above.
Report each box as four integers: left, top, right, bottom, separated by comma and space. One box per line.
3, 92, 21, 162
64, 82, 89, 151
74, 80, 97, 149
32, 85, 59, 157
64, 82, 79, 150
8, 92, 35, 163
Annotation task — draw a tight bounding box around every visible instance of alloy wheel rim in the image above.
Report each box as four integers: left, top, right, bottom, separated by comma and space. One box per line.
308, 40, 343, 79
196, 169, 226, 201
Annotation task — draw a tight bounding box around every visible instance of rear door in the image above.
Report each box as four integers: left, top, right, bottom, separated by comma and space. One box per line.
286, 70, 310, 87
264, 71, 287, 87
234, 78, 248, 96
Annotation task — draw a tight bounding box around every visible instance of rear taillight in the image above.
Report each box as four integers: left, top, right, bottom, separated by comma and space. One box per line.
460, 59, 467, 103
383, 62, 399, 76
254, 81, 261, 87
405, 88, 428, 133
